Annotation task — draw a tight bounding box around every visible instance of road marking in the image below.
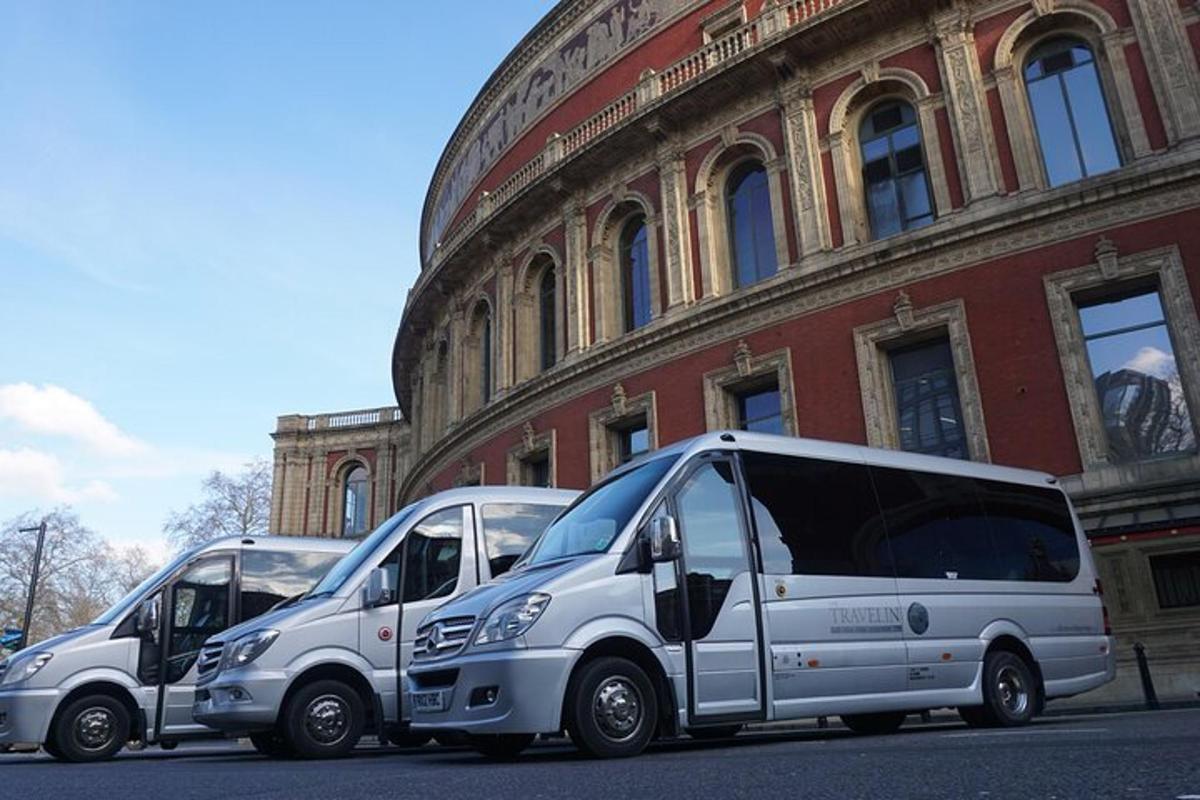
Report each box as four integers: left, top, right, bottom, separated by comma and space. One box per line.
943, 727, 1107, 738
1174, 795, 1200, 799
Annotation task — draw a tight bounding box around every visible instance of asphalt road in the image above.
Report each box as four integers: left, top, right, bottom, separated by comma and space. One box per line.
3, 708, 1198, 799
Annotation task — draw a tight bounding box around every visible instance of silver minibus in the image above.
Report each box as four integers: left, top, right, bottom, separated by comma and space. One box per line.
0, 535, 352, 762
192, 486, 577, 758
406, 432, 1115, 759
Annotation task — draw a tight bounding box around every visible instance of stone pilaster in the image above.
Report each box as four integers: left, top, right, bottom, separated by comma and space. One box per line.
780, 78, 831, 257
933, 7, 1001, 203
1128, 0, 1200, 145
495, 254, 515, 391
563, 199, 591, 353
656, 146, 695, 309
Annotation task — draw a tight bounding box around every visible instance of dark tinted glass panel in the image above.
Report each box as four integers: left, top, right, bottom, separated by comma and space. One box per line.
726, 162, 778, 288
540, 267, 557, 371
738, 386, 784, 434
860, 100, 934, 239
240, 550, 345, 620
621, 216, 652, 331
525, 454, 551, 488
1079, 291, 1195, 462
620, 422, 650, 463
745, 452, 893, 577
167, 558, 232, 682
1150, 552, 1200, 609
402, 507, 463, 603
481, 310, 493, 403
677, 461, 748, 639
869, 467, 991, 580
1024, 38, 1120, 187
975, 479, 1079, 582
889, 339, 968, 460
480, 503, 561, 577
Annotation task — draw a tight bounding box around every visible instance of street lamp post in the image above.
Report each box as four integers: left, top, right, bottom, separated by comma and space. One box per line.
17, 520, 47, 652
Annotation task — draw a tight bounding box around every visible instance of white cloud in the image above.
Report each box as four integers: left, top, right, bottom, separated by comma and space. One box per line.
0, 447, 119, 504
1122, 347, 1179, 381
0, 383, 146, 456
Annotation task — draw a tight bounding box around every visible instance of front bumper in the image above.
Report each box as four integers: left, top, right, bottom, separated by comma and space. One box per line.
0, 687, 61, 745
192, 668, 289, 732
407, 647, 577, 735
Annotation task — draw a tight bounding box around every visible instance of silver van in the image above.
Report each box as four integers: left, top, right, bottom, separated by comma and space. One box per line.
407, 432, 1115, 759
192, 486, 577, 758
0, 535, 352, 762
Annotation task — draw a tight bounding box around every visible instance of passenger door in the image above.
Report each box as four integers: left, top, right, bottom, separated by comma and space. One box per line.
674, 456, 765, 723
742, 451, 906, 719
156, 556, 235, 736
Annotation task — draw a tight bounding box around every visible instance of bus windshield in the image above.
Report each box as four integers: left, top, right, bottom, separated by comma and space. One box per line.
305, 506, 416, 598
519, 455, 678, 567
92, 548, 195, 626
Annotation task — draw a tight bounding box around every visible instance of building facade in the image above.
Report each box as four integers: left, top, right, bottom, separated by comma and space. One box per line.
269, 408, 411, 539
386, 0, 1200, 705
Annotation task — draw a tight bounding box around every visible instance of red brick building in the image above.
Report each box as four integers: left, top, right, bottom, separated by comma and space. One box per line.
381, 0, 1200, 705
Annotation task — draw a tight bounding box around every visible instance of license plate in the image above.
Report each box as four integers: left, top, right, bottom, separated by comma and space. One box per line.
412, 690, 447, 713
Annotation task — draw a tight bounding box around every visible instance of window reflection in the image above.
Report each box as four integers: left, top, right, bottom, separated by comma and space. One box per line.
620, 215, 652, 332
726, 161, 778, 288
619, 421, 650, 463
737, 385, 784, 434
1079, 290, 1195, 462
1024, 37, 1120, 187
860, 101, 934, 239
889, 339, 967, 460
539, 266, 557, 371
343, 465, 370, 536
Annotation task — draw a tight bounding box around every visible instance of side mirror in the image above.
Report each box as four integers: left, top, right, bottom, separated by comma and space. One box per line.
648, 516, 681, 563
362, 567, 394, 608
136, 595, 161, 643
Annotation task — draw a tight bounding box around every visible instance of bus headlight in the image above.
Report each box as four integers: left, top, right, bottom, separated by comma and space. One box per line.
222, 630, 279, 669
0, 652, 52, 686
475, 593, 550, 646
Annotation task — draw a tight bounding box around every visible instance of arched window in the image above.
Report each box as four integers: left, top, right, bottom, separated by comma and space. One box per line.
342, 464, 369, 536
1023, 37, 1120, 187
859, 100, 934, 240
725, 161, 778, 288
620, 215, 652, 332
539, 266, 557, 371
480, 306, 493, 404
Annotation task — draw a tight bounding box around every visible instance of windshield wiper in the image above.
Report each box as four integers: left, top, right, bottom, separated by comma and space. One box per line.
304, 590, 336, 600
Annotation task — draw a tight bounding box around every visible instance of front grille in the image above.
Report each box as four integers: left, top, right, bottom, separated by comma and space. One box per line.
412, 616, 475, 662
196, 642, 224, 684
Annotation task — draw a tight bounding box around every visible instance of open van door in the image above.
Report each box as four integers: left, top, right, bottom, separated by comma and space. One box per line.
672, 455, 766, 724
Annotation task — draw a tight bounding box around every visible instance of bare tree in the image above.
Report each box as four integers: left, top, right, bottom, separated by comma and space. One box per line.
163, 459, 272, 551
0, 509, 158, 651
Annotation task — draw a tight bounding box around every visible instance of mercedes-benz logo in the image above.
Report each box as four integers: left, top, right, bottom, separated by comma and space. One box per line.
423, 623, 445, 654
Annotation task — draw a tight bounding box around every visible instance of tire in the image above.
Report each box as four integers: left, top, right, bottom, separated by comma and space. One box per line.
159, 740, 179, 751
957, 705, 991, 727
685, 724, 743, 741
565, 656, 658, 759
433, 731, 468, 747
468, 733, 536, 760
250, 732, 293, 758
49, 694, 131, 762
281, 680, 365, 759
840, 711, 907, 735
386, 729, 432, 748
978, 650, 1037, 727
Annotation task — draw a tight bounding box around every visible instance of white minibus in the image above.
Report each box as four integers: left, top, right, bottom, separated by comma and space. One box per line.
0, 535, 352, 762
406, 432, 1114, 759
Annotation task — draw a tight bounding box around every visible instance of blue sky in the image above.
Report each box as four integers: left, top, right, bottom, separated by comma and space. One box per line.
0, 1, 551, 558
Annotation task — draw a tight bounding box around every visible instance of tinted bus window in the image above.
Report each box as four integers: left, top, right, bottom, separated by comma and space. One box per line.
241, 550, 345, 620
869, 467, 993, 580
481, 503, 562, 577
744, 452, 893, 577
976, 479, 1079, 582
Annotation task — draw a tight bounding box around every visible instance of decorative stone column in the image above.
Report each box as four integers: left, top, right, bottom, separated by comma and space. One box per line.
563, 198, 590, 354
495, 253, 515, 392
932, 7, 1001, 203
1127, 0, 1200, 145
780, 78, 831, 257
656, 145, 695, 310
447, 302, 465, 425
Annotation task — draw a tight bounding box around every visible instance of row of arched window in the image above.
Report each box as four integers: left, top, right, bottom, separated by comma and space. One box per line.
458, 35, 1124, 414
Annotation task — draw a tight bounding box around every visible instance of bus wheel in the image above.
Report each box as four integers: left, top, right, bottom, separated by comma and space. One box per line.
840, 712, 907, 735
980, 651, 1036, 727
566, 656, 658, 759
387, 729, 432, 748
159, 740, 179, 751
50, 694, 131, 762
957, 705, 991, 727
282, 680, 365, 759
685, 724, 743, 741
468, 733, 535, 760
249, 731, 293, 758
